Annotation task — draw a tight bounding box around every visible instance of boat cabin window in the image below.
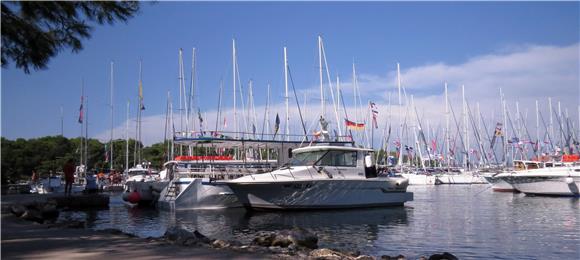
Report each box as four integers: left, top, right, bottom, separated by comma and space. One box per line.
526, 163, 540, 170
289, 150, 357, 167
319, 151, 357, 167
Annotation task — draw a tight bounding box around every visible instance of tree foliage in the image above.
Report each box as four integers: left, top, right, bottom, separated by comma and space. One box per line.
0, 136, 161, 184
1, 1, 140, 73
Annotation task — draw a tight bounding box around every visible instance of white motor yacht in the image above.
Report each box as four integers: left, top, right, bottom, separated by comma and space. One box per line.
503, 161, 580, 197
226, 145, 413, 210
156, 135, 355, 210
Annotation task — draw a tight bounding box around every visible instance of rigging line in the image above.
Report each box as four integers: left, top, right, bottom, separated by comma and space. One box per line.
287, 66, 309, 141
339, 88, 354, 141
478, 107, 499, 165
466, 100, 488, 165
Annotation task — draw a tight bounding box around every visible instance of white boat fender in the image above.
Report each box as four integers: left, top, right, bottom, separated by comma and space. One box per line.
565, 177, 574, 184
365, 155, 374, 167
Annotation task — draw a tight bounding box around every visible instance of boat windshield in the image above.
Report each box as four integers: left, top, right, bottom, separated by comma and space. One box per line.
128, 170, 149, 176
289, 150, 358, 167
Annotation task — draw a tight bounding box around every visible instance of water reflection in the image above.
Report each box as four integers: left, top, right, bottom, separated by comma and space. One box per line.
171, 206, 409, 249
71, 189, 579, 259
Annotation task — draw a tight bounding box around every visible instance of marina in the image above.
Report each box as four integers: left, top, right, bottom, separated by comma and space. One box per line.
2, 1, 580, 259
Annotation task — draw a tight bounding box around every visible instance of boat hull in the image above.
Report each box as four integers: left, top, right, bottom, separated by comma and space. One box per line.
227, 179, 413, 210
123, 180, 169, 205
435, 174, 487, 185
402, 173, 436, 185
505, 175, 580, 197
158, 178, 241, 210
483, 174, 517, 192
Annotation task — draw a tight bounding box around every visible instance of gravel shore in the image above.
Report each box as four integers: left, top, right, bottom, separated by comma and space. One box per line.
1, 213, 270, 259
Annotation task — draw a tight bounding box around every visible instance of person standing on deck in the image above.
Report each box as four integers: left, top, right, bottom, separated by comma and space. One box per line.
63, 159, 75, 196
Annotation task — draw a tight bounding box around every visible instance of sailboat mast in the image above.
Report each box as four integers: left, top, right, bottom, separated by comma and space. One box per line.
84, 96, 89, 171
80, 80, 84, 168
284, 46, 290, 141
233, 39, 237, 138
318, 36, 325, 119
397, 63, 403, 170
138, 60, 143, 163
445, 83, 450, 169
536, 100, 540, 154
126, 100, 129, 173
190, 48, 196, 133
462, 85, 468, 170
110, 61, 114, 171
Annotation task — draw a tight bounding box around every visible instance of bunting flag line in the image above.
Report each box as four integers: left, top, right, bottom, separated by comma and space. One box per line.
345, 119, 365, 130
78, 95, 84, 124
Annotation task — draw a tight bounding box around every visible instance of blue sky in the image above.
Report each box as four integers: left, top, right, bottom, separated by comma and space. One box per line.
2, 1, 579, 145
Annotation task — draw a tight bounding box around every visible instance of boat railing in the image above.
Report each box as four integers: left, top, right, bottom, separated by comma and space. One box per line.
173, 130, 354, 143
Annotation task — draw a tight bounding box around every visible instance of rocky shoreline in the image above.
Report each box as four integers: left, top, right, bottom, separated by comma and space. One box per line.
2, 199, 458, 260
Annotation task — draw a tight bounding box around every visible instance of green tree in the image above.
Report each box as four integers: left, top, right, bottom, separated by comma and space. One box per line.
1, 1, 140, 73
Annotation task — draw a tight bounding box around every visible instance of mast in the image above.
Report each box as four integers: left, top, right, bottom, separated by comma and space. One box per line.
536, 100, 540, 154
337, 76, 342, 136
558, 101, 563, 148
109, 61, 114, 171
284, 46, 290, 141
79, 80, 84, 169
233, 39, 237, 138
318, 36, 325, 119
397, 63, 403, 170
126, 100, 129, 173
462, 85, 468, 170
84, 96, 89, 172
137, 60, 143, 163
190, 47, 196, 133
445, 82, 450, 168
549, 97, 553, 149
320, 38, 342, 137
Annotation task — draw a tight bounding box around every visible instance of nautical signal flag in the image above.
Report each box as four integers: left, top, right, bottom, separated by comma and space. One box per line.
370, 102, 378, 129
494, 123, 503, 136
274, 113, 280, 135
345, 119, 365, 130
78, 95, 84, 124
139, 80, 145, 110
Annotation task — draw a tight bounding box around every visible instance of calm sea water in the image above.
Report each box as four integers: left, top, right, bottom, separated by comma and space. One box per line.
60, 185, 580, 259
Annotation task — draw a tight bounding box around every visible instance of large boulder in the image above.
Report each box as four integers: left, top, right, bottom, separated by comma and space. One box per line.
253, 227, 319, 249
253, 231, 277, 247
40, 200, 59, 221
163, 226, 211, 246
429, 252, 458, 260
309, 248, 351, 260
288, 227, 318, 249
10, 204, 26, 217
20, 208, 43, 223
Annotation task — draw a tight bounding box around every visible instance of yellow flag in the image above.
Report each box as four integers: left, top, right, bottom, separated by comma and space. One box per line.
139, 80, 143, 100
